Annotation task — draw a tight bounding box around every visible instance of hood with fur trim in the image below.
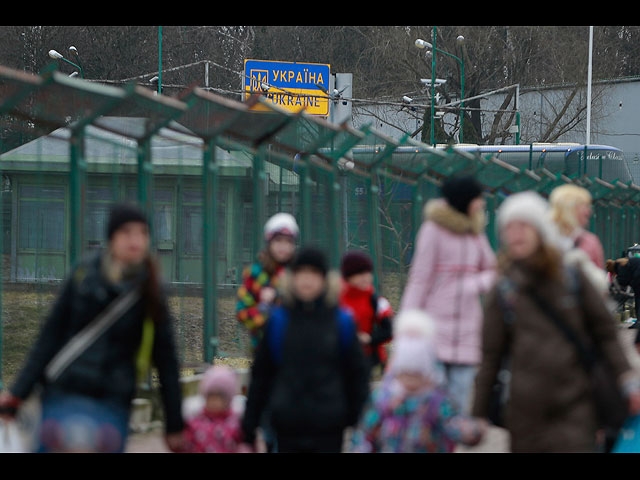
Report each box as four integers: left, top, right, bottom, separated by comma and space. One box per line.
423, 198, 486, 235
276, 269, 343, 308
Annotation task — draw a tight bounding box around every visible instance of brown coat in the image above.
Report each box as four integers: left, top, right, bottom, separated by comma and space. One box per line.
471, 261, 632, 453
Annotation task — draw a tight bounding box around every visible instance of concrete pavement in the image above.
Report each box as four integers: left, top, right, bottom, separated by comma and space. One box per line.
125, 324, 640, 453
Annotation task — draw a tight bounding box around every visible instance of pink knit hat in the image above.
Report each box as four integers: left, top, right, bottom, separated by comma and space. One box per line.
199, 365, 239, 399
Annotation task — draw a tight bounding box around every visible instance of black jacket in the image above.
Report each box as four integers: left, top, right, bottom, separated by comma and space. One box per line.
241, 272, 370, 443
614, 257, 640, 344
10, 253, 184, 433
615, 257, 640, 294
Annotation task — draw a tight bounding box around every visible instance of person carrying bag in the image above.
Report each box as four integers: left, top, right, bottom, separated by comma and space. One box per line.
0, 203, 184, 453
472, 191, 640, 453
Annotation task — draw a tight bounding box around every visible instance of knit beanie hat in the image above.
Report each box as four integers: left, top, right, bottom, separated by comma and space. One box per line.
440, 175, 483, 214
199, 365, 239, 400
107, 203, 148, 240
291, 247, 327, 276
264, 212, 299, 242
388, 335, 440, 382
340, 250, 373, 279
497, 191, 559, 246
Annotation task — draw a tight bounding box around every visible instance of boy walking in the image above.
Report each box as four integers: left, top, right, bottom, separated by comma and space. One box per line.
241, 248, 370, 453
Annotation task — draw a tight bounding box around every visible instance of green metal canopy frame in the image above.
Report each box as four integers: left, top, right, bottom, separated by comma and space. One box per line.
2, 63, 640, 386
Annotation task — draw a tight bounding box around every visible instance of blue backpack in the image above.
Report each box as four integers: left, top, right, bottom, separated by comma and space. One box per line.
267, 306, 356, 364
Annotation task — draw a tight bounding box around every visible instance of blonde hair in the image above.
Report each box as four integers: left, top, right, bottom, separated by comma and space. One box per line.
549, 184, 592, 235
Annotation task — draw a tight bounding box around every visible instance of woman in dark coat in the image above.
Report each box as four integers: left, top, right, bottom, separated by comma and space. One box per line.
471, 192, 640, 453
0, 204, 184, 453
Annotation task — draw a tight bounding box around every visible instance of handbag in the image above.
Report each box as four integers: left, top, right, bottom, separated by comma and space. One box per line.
612, 415, 640, 453
0, 419, 25, 453
4, 286, 143, 451
135, 315, 155, 389
527, 271, 629, 435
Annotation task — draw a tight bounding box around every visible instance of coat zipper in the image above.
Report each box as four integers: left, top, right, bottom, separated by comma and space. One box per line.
451, 236, 468, 362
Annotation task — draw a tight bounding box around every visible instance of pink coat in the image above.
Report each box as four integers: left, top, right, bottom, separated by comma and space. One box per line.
183, 409, 251, 453
400, 199, 497, 365
574, 230, 605, 268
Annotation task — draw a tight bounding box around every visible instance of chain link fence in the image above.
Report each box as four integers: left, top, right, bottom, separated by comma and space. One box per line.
2, 63, 640, 388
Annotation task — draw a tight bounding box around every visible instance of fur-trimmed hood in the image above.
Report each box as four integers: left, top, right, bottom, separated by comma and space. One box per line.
276, 269, 343, 308
424, 198, 486, 235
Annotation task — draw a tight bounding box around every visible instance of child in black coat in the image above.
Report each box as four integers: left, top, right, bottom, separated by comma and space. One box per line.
241, 247, 370, 453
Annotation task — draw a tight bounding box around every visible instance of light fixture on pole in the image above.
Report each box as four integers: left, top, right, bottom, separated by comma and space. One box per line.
415, 30, 466, 143
48, 49, 84, 78
68, 46, 83, 75
586, 26, 593, 146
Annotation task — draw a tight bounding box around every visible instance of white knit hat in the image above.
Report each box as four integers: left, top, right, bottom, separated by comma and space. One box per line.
497, 191, 560, 246
264, 212, 299, 242
389, 310, 445, 385
388, 335, 438, 378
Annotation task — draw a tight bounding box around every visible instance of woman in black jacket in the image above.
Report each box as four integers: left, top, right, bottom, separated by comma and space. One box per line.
241, 248, 370, 453
0, 204, 184, 453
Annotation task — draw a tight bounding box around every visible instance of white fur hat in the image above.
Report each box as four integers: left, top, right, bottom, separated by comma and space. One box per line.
264, 212, 299, 241
497, 191, 560, 246
389, 311, 445, 385
393, 309, 436, 339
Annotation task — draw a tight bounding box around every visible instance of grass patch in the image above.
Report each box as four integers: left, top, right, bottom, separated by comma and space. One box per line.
1, 270, 405, 388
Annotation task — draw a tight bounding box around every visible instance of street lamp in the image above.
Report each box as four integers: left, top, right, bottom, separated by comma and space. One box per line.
415, 30, 466, 143
48, 49, 84, 78
68, 46, 83, 74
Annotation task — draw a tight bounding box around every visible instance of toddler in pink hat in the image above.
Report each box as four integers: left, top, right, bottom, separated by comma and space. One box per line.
181, 366, 252, 453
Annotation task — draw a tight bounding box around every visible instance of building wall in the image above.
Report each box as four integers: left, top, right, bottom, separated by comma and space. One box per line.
350, 78, 640, 160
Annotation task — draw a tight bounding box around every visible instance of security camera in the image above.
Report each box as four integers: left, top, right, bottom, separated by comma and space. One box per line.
421, 78, 447, 87
403, 96, 413, 103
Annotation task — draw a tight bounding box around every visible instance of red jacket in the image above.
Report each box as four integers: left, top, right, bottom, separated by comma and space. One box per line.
340, 283, 393, 365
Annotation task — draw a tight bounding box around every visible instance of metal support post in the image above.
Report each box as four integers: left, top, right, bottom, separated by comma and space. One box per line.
252, 148, 267, 257
202, 138, 219, 362
69, 128, 87, 267
366, 170, 383, 293
137, 140, 154, 242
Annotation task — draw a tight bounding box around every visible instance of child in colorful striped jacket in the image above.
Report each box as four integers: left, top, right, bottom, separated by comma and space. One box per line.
236, 213, 299, 355
349, 310, 487, 453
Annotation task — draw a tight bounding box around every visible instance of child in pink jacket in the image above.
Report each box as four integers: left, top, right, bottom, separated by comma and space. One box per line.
182, 366, 252, 453
400, 175, 496, 414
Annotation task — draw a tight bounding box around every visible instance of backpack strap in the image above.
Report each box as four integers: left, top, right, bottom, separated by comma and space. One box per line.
267, 306, 289, 365
495, 277, 517, 329
268, 306, 355, 365
336, 308, 356, 353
